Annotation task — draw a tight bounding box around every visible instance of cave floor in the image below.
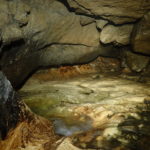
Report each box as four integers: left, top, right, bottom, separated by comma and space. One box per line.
19, 72, 150, 150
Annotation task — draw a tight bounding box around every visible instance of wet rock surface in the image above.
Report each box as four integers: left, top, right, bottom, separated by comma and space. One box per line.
19, 71, 150, 150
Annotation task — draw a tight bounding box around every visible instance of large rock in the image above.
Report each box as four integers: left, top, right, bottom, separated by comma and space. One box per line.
0, 72, 20, 138
67, 0, 150, 24
124, 50, 150, 72
100, 24, 133, 45
22, 1, 99, 48
131, 12, 150, 55
2, 44, 121, 88
0, 0, 102, 88
0, 0, 99, 48
0, 0, 149, 89
0, 0, 125, 89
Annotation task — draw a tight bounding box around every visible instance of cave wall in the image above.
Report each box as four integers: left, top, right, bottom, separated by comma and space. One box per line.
0, 0, 150, 149
0, 0, 150, 88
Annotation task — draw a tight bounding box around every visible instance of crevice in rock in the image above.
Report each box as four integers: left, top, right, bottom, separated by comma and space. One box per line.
2, 39, 25, 52
57, 0, 140, 26
130, 49, 150, 57
36, 42, 93, 52
57, 0, 75, 12
0, 39, 25, 66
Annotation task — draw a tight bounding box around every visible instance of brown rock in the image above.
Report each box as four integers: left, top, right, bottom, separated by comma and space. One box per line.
100, 24, 133, 45
124, 50, 150, 72
131, 12, 150, 55
67, 0, 150, 24
96, 19, 108, 30
80, 15, 95, 26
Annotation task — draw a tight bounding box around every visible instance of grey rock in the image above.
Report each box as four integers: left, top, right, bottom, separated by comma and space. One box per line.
131, 12, 150, 55
0, 71, 20, 138
100, 24, 133, 45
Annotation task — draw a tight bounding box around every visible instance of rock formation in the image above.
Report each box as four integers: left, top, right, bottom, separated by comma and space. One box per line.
0, 71, 20, 139
0, 0, 150, 149
131, 12, 150, 55
0, 0, 149, 88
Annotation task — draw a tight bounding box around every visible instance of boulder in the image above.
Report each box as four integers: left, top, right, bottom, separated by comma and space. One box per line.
0, 0, 149, 89
131, 12, 150, 55
0, 72, 20, 138
67, 0, 150, 24
124, 50, 150, 72
100, 24, 133, 45
0, 0, 100, 88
